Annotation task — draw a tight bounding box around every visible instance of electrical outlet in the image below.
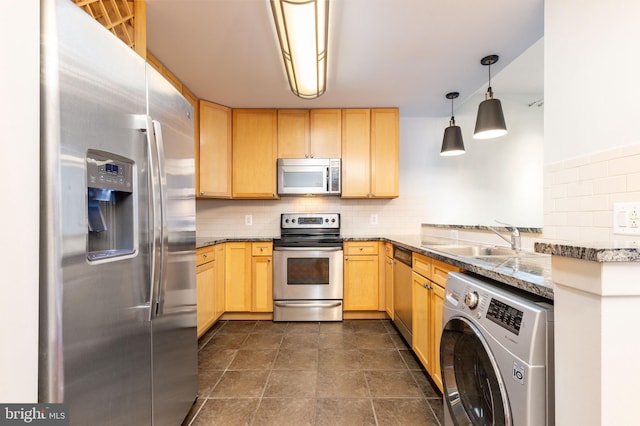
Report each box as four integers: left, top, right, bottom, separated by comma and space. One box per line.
613, 202, 640, 235
371, 214, 378, 225
245, 214, 253, 226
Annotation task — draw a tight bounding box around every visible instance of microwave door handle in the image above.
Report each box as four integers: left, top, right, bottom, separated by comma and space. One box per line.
326, 167, 330, 191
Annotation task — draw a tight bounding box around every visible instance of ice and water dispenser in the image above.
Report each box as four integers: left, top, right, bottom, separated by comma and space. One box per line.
86, 150, 136, 261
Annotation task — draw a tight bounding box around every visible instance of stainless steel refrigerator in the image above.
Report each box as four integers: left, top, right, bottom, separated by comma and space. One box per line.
39, 1, 197, 424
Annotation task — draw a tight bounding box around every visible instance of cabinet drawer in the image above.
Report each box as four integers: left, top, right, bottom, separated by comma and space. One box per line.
344, 241, 379, 255
196, 246, 216, 266
252, 242, 273, 256
383, 242, 393, 258
431, 258, 459, 288
412, 253, 431, 279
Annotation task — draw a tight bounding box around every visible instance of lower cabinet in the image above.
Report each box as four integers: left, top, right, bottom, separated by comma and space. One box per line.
384, 243, 394, 319
225, 241, 273, 313
343, 241, 380, 311
196, 243, 225, 337
412, 253, 459, 392
251, 242, 273, 312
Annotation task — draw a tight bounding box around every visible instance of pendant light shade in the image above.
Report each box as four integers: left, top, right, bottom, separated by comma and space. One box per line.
473, 55, 507, 140
440, 92, 465, 156
270, 0, 329, 99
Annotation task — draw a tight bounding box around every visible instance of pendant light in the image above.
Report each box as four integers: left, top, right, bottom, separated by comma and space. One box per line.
440, 92, 465, 156
473, 54, 507, 139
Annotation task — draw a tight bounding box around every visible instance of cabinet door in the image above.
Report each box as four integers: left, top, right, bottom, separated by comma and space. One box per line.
341, 109, 371, 197
213, 244, 225, 321
252, 256, 273, 312
199, 100, 232, 197
385, 255, 394, 319
344, 254, 379, 310
277, 109, 310, 158
370, 108, 399, 198
224, 242, 252, 311
232, 109, 278, 198
431, 283, 445, 392
412, 271, 431, 372
310, 109, 342, 158
196, 260, 215, 337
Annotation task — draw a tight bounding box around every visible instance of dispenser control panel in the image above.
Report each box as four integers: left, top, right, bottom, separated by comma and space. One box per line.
87, 151, 133, 192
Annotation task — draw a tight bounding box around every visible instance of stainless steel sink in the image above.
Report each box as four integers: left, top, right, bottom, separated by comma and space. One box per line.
426, 244, 524, 257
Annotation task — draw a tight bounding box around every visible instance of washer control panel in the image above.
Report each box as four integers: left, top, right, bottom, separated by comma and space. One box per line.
486, 298, 524, 335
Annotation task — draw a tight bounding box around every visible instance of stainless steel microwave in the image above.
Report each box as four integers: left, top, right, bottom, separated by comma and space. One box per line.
277, 158, 341, 195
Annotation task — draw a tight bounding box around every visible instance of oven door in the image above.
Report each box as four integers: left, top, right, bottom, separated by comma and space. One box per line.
273, 247, 343, 300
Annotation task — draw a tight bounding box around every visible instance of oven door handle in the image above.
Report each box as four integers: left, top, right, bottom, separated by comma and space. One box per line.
274, 301, 343, 309
273, 247, 343, 252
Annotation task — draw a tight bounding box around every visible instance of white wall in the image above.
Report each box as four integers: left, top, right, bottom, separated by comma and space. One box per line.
0, 0, 40, 402
544, 1, 640, 165
542, 0, 640, 244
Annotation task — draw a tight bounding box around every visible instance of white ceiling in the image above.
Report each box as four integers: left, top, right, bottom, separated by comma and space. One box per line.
146, 0, 543, 117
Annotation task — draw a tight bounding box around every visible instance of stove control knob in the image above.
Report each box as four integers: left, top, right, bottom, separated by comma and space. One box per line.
464, 291, 479, 309
331, 218, 336, 223
325, 218, 329, 223
292, 219, 296, 223
285, 219, 289, 223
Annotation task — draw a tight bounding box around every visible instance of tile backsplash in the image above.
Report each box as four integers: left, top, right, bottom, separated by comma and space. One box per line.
542, 142, 640, 243
196, 195, 427, 238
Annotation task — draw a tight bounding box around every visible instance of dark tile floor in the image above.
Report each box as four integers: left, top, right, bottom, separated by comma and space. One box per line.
183, 319, 444, 426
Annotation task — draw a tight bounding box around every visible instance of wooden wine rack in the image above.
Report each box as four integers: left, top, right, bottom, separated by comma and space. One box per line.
72, 0, 145, 56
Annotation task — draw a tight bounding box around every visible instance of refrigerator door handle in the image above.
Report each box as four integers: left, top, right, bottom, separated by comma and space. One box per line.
151, 119, 169, 318
145, 115, 162, 321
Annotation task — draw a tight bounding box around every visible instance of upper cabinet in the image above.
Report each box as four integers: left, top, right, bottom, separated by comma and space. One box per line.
341, 108, 399, 198
199, 100, 232, 198
277, 109, 342, 159
232, 109, 279, 199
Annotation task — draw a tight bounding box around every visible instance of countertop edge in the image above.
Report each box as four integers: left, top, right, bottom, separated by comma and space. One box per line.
534, 242, 640, 262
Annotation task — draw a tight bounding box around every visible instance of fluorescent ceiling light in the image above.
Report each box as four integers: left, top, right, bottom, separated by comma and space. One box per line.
270, 0, 329, 99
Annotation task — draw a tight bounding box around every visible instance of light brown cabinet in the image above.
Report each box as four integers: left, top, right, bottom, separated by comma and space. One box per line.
384, 243, 394, 319
196, 244, 225, 337
277, 109, 342, 159
341, 108, 399, 198
224, 242, 252, 312
411, 253, 459, 392
199, 100, 232, 198
224, 241, 274, 313
343, 241, 380, 311
251, 242, 273, 312
232, 109, 278, 198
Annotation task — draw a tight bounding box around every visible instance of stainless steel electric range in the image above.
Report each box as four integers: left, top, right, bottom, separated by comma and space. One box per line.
272, 213, 343, 321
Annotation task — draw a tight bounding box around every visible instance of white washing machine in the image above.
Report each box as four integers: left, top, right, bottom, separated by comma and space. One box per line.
441, 272, 554, 426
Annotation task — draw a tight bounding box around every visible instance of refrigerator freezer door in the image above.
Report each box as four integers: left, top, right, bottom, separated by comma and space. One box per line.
40, 1, 152, 424
146, 64, 198, 426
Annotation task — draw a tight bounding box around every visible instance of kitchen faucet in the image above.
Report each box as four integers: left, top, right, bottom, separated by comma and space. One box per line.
488, 220, 521, 251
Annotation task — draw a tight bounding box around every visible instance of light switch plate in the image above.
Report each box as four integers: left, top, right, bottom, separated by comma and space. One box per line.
613, 202, 640, 235
371, 214, 378, 225
245, 214, 253, 226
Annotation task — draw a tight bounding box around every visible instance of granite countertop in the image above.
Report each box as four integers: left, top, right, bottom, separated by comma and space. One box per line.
534, 241, 640, 262
351, 235, 555, 301
196, 236, 276, 249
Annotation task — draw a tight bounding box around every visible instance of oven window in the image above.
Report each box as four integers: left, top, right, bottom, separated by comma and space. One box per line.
287, 258, 330, 285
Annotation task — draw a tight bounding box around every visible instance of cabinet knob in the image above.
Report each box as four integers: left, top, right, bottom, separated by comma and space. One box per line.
359, 247, 364, 251
260, 247, 264, 252
203, 253, 208, 258
267, 259, 271, 262
345, 257, 349, 261
199, 191, 205, 196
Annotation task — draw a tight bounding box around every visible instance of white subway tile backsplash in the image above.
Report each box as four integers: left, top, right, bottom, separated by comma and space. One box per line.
608, 155, 640, 176
593, 175, 627, 194
578, 161, 608, 181
542, 142, 640, 244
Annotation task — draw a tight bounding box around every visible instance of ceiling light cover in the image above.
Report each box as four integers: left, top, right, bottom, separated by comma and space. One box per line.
474, 55, 507, 139
441, 92, 465, 156
270, 0, 329, 99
